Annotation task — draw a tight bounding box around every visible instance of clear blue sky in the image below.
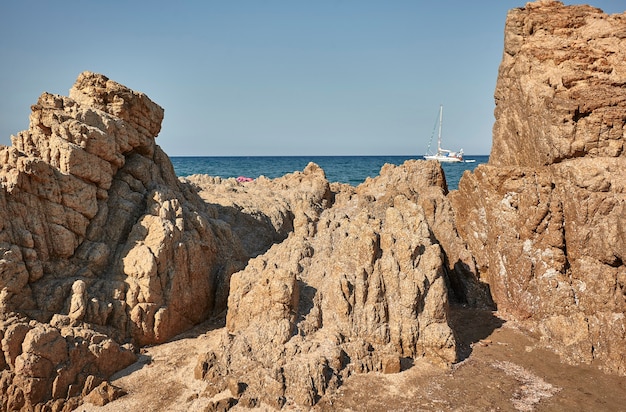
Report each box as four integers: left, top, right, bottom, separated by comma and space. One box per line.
1, 1, 623, 156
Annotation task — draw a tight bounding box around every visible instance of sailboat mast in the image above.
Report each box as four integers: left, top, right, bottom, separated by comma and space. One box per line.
437, 105, 443, 152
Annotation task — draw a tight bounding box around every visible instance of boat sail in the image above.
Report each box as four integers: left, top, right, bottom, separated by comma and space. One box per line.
423, 105, 464, 163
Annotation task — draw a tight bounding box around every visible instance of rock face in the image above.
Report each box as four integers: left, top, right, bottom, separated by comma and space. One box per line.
0, 72, 473, 410
191, 161, 475, 407
0, 72, 247, 410
452, 0, 626, 375
3, 2, 626, 406
490, 0, 626, 167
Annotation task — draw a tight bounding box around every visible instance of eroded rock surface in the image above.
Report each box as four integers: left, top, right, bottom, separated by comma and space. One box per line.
490, 0, 626, 167
452, 0, 626, 375
0, 72, 472, 410
191, 160, 475, 407
4, 2, 626, 408
0, 72, 247, 410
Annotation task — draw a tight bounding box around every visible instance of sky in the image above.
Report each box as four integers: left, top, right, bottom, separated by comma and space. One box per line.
1, 1, 624, 157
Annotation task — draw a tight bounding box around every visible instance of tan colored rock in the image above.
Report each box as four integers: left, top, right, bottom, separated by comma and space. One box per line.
355, 161, 493, 308
381, 354, 401, 374
491, 0, 626, 167
204, 397, 238, 412
0, 72, 248, 410
2, 2, 625, 410
452, 0, 626, 375
0, 318, 137, 410
194, 159, 458, 407
185, 161, 333, 257
1, 71, 246, 345
1, 319, 31, 368
68, 280, 87, 323
83, 381, 127, 407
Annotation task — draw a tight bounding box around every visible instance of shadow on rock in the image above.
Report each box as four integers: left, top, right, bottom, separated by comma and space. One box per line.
108, 353, 154, 380
449, 304, 505, 362
210, 203, 293, 258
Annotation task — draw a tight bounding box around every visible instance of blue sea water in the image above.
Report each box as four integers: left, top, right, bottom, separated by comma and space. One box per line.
171, 155, 489, 190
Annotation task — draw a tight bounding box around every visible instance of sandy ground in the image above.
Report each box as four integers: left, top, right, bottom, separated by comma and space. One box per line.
75, 307, 626, 412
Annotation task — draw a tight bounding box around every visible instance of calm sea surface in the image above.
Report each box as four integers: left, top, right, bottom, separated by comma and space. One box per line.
171, 155, 489, 190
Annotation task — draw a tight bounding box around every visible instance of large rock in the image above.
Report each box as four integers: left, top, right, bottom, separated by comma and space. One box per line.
356, 162, 493, 308
0, 314, 135, 410
0, 72, 248, 409
193, 160, 460, 407
490, 0, 626, 167
452, 0, 626, 375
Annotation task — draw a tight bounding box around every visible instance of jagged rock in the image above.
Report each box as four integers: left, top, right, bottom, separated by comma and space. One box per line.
0, 316, 136, 409
5, 3, 625, 406
83, 381, 127, 406
185, 162, 333, 257
490, 0, 626, 167
204, 397, 238, 412
381, 354, 401, 374
193, 160, 460, 407
452, 0, 626, 375
355, 162, 493, 308
0, 72, 248, 409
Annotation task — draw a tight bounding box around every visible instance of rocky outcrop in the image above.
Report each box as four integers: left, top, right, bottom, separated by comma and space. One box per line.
0, 72, 248, 409
452, 0, 626, 375
0, 314, 135, 411
4, 2, 626, 406
490, 0, 626, 167
191, 160, 468, 407
355, 163, 493, 308
0, 72, 475, 410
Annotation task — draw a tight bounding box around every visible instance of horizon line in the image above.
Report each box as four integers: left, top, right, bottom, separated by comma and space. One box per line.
168, 154, 491, 158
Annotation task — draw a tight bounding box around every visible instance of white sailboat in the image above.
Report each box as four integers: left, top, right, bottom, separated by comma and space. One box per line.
423, 105, 464, 163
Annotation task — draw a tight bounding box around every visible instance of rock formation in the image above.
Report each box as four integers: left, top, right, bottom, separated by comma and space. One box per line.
452, 0, 626, 375
0, 72, 476, 410
0, 72, 248, 410
2, 1, 626, 408
190, 160, 463, 407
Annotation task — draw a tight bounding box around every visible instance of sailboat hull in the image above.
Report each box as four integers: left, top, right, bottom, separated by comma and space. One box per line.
424, 154, 463, 163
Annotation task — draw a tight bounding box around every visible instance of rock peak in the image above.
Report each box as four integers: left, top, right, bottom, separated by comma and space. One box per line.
0, 71, 246, 409
453, 0, 626, 377
69, 71, 164, 141
492, 0, 626, 167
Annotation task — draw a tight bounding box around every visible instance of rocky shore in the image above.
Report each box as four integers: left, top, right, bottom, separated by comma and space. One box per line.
1, 1, 625, 411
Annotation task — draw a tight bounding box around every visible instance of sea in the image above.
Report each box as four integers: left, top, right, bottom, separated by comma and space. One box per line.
171, 155, 489, 190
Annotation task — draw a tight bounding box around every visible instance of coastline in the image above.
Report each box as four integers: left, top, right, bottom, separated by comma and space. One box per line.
170, 155, 489, 189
